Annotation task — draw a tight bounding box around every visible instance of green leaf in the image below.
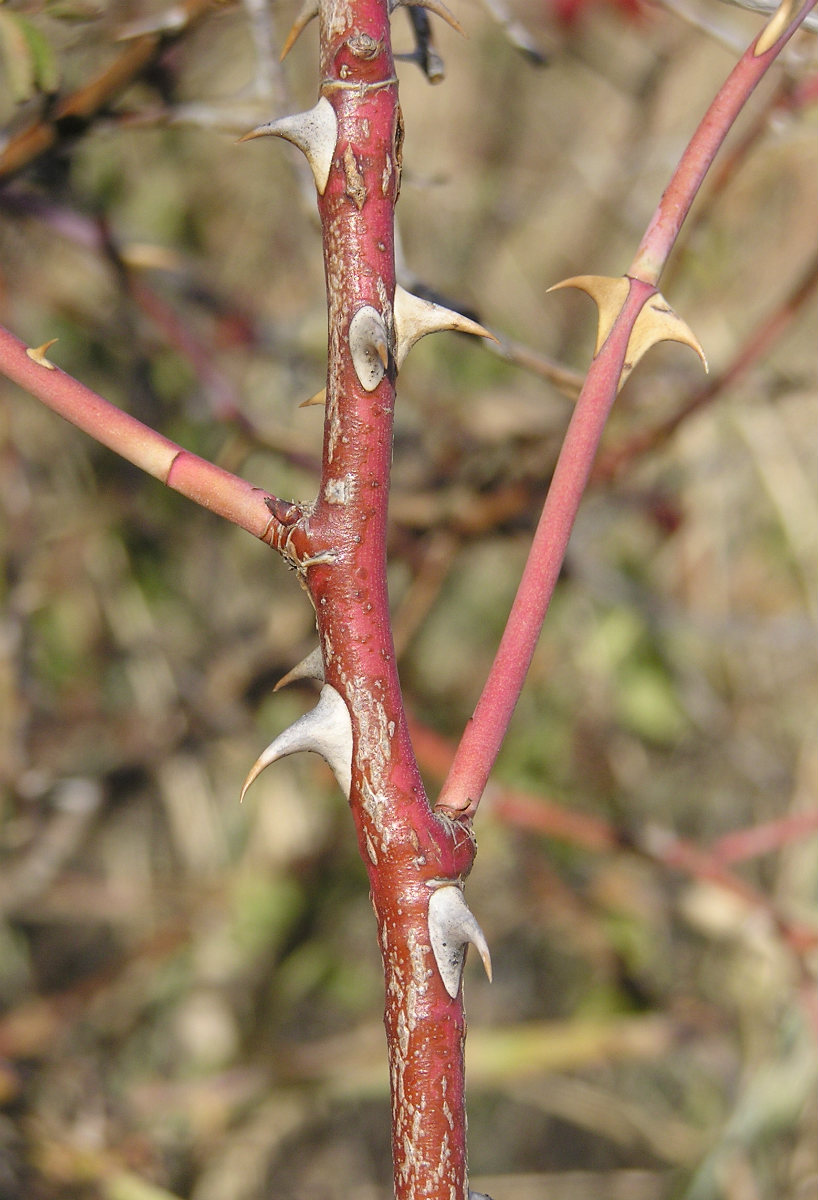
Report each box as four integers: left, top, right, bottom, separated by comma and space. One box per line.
0, 10, 36, 102
15, 13, 60, 93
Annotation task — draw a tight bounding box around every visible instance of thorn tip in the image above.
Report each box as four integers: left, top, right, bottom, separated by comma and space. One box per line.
427, 883, 492, 998
238, 96, 338, 195
393, 285, 496, 368
240, 683, 352, 802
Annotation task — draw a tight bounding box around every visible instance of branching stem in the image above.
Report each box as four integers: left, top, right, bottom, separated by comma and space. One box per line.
437, 0, 816, 817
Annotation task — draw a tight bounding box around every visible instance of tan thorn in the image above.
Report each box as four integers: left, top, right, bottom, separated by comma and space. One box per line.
547, 275, 630, 356
625, 290, 708, 381
25, 339, 59, 370
280, 0, 318, 59
548, 275, 706, 387
299, 387, 326, 408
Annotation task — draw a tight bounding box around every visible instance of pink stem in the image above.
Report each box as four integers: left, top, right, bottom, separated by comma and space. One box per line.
437, 1, 815, 817
630, 0, 818, 285
0, 323, 277, 541
437, 278, 654, 816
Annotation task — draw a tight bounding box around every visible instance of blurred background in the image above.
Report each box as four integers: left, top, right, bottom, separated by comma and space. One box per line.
0, 0, 816, 1196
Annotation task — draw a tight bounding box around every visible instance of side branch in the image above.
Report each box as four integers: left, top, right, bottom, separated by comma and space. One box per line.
436, 279, 653, 818
0, 323, 282, 542
436, 0, 814, 818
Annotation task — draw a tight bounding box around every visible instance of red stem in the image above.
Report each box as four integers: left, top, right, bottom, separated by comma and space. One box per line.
261, 3, 480, 1194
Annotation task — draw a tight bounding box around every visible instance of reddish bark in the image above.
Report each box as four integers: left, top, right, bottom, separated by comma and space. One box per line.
260, 3, 480, 1195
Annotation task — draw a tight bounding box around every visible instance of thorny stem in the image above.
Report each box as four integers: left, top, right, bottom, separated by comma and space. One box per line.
595, 253, 818, 482
437, 0, 815, 817
437, 278, 651, 817
1, 1, 814, 1194
257, 3, 481, 1196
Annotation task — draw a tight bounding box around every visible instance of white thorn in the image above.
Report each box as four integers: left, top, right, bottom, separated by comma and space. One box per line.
274, 647, 325, 691
239, 96, 337, 195
349, 305, 389, 391
427, 883, 492, 999
240, 684, 352, 802
393, 285, 497, 368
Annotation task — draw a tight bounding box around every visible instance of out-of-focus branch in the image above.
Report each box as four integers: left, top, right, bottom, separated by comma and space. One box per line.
0, 0, 215, 180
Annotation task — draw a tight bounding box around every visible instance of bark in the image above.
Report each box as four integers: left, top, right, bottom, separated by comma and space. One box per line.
261, 2, 482, 1195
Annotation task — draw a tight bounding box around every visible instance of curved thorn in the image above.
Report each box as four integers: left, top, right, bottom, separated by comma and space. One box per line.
393, 0, 465, 36
393, 285, 496, 368
240, 684, 352, 802
548, 274, 707, 386
627, 291, 708, 378
299, 386, 327, 408
547, 275, 630, 356
280, 0, 319, 59
238, 96, 338, 195
25, 339, 59, 370
427, 883, 492, 998
274, 646, 325, 691
349, 306, 389, 391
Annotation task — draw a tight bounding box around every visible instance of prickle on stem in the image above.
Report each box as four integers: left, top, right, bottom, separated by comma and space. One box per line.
393, 285, 496, 369
240, 683, 353, 801
427, 882, 492, 999
280, 0, 318, 59
274, 646, 325, 691
349, 306, 390, 391
25, 339, 59, 369
239, 97, 338, 196
548, 275, 707, 388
